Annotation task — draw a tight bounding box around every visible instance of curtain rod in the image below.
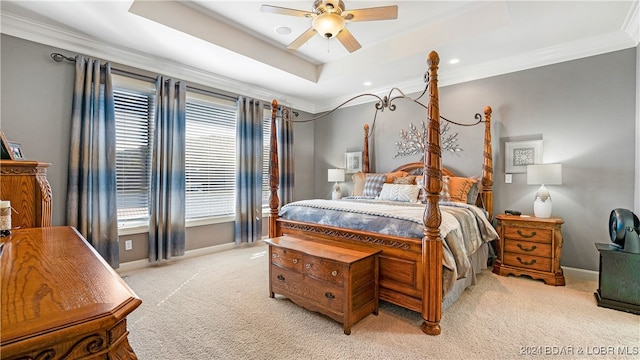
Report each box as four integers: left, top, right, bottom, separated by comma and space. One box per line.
50, 52, 239, 103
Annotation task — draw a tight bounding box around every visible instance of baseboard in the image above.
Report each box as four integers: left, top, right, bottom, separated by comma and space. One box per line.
116, 241, 245, 273
562, 266, 598, 282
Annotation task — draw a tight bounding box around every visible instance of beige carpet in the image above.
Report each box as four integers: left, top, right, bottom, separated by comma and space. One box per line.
121, 242, 639, 360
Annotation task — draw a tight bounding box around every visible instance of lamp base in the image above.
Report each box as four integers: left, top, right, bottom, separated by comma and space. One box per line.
332, 183, 342, 200
534, 197, 552, 218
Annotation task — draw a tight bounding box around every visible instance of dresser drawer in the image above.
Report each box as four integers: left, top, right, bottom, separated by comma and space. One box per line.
303, 255, 345, 285
270, 267, 345, 312
504, 239, 552, 258
503, 253, 551, 272
504, 226, 552, 243
271, 246, 303, 272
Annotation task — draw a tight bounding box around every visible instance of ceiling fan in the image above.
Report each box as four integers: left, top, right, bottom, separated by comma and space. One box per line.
261, 0, 398, 53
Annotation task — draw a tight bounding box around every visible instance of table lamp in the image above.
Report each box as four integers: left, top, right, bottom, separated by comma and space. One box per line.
328, 168, 345, 200
527, 164, 562, 218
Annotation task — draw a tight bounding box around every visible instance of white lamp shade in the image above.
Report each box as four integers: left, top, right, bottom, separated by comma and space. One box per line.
327, 168, 345, 182
526, 164, 562, 185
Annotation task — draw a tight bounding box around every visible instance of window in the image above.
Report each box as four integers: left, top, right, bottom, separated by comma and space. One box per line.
262, 108, 272, 207
185, 94, 237, 219
114, 75, 272, 228
114, 81, 155, 227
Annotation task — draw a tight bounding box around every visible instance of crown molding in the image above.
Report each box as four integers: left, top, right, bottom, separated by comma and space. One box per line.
0, 11, 316, 112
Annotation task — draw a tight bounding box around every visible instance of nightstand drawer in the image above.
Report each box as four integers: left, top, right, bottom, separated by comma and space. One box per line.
504, 239, 551, 258
271, 247, 303, 272
504, 253, 551, 272
504, 226, 552, 243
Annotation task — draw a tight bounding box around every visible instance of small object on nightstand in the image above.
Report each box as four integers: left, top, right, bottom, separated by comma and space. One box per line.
504, 210, 521, 216
493, 214, 565, 286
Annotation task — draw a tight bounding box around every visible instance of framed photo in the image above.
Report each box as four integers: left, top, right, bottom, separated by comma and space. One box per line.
505, 140, 542, 173
8, 141, 24, 160
345, 151, 363, 174
0, 130, 15, 160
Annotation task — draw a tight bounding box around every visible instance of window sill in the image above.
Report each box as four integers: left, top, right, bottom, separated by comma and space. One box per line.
118, 215, 237, 236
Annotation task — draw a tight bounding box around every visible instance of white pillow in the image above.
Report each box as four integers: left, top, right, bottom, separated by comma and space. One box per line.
378, 184, 420, 203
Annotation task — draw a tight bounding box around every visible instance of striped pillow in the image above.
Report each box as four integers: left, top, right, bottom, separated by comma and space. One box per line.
363, 173, 387, 197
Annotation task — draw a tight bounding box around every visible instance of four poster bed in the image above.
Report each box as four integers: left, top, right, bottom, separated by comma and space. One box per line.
267, 51, 497, 335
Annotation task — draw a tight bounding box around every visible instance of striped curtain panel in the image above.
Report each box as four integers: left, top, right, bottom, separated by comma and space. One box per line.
66, 56, 119, 268
278, 106, 294, 205
235, 97, 263, 244
149, 77, 186, 263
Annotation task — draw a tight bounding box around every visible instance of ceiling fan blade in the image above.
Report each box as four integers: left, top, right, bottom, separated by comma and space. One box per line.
336, 28, 361, 53
260, 5, 314, 18
343, 6, 398, 22
287, 27, 317, 50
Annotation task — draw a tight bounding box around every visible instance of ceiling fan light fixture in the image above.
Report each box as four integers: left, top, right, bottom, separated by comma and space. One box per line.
312, 13, 345, 38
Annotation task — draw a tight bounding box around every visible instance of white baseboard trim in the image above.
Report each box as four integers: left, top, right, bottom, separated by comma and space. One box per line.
562, 266, 598, 282
117, 241, 244, 274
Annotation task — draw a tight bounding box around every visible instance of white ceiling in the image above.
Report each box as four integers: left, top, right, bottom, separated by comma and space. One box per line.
1, 1, 639, 113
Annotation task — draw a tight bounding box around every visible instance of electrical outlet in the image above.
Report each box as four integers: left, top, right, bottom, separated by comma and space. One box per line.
125, 239, 133, 251
505, 174, 512, 184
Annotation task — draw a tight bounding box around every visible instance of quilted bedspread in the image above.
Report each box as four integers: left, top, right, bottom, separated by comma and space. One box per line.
279, 198, 499, 295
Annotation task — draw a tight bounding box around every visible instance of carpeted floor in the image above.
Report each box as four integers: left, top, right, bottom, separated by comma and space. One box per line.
121, 242, 639, 360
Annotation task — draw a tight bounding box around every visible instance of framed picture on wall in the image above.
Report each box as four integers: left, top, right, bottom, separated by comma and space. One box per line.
505, 139, 543, 173
345, 151, 363, 174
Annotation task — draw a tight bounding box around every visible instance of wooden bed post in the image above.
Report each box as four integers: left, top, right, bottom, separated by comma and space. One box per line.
481, 106, 494, 220
268, 99, 280, 238
421, 50, 443, 336
363, 124, 370, 173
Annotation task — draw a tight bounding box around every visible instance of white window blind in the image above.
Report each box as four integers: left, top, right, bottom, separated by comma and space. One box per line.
262, 108, 272, 207
114, 87, 154, 225
185, 95, 237, 219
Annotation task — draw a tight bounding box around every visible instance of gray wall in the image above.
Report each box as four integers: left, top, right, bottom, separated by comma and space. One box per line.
314, 48, 637, 271
0, 34, 315, 263
2, 34, 637, 271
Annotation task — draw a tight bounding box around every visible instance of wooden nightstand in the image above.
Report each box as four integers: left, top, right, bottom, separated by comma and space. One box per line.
493, 214, 565, 286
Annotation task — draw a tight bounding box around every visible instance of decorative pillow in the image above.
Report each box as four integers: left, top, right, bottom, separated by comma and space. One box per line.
351, 172, 366, 196
466, 182, 480, 205
363, 173, 387, 197
416, 175, 451, 203
440, 175, 451, 201
393, 176, 416, 185
378, 184, 420, 203
415, 176, 426, 203
448, 177, 477, 203
385, 171, 409, 183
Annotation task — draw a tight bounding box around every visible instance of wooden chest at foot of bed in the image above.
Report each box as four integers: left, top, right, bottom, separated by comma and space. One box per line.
265, 236, 381, 335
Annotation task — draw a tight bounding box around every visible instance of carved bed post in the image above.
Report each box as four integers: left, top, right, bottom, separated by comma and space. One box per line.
363, 124, 370, 173
421, 51, 443, 336
481, 106, 494, 220
268, 99, 280, 238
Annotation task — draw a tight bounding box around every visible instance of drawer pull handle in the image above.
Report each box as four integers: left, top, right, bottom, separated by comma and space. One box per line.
325, 292, 335, 300
305, 264, 311, 269
331, 270, 338, 277
272, 254, 279, 258
517, 244, 537, 252
517, 230, 537, 238
277, 274, 285, 281
292, 259, 298, 264
516, 257, 537, 266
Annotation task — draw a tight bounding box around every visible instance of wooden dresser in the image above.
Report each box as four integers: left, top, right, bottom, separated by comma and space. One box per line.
493, 214, 565, 286
0, 226, 141, 359
265, 236, 380, 335
0, 160, 52, 228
